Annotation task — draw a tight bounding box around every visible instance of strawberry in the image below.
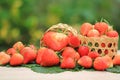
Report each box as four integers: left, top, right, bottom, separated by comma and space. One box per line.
106, 30, 119, 37
78, 56, 92, 68
88, 51, 100, 59
103, 55, 113, 68
68, 34, 81, 47
93, 57, 108, 71
6, 48, 17, 55
94, 22, 108, 35
87, 29, 100, 37
78, 46, 89, 57
36, 47, 46, 64
13, 41, 25, 51
80, 23, 93, 36
113, 54, 120, 65
39, 48, 60, 66
60, 57, 75, 69
62, 47, 80, 61
0, 51, 11, 65
42, 32, 68, 51
21, 47, 37, 64
10, 53, 24, 66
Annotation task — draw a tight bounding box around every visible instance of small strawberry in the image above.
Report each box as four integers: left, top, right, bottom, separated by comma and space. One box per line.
39, 48, 60, 67
62, 47, 80, 61
106, 30, 119, 37
10, 53, 24, 66
0, 52, 10, 65
94, 22, 108, 35
78, 46, 89, 57
6, 48, 17, 55
93, 57, 108, 71
36, 47, 46, 64
68, 35, 81, 47
60, 57, 75, 69
13, 41, 25, 51
42, 32, 68, 51
103, 55, 113, 68
78, 56, 92, 68
87, 29, 100, 37
88, 51, 100, 59
21, 47, 37, 64
113, 54, 120, 65
80, 22, 93, 36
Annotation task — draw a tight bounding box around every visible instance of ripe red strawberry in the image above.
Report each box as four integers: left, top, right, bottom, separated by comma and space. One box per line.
21, 47, 37, 64
13, 41, 25, 51
113, 54, 120, 65
80, 23, 93, 36
88, 51, 100, 59
62, 47, 80, 61
78, 56, 92, 68
106, 30, 119, 37
78, 46, 89, 57
68, 34, 81, 47
39, 48, 60, 66
42, 32, 68, 51
94, 22, 108, 35
36, 47, 46, 64
93, 57, 108, 71
103, 55, 113, 68
60, 57, 75, 69
87, 29, 100, 37
6, 48, 17, 55
10, 53, 24, 66
0, 52, 10, 65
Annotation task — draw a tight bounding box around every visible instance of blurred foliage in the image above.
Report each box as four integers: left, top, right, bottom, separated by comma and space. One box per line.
0, 0, 120, 50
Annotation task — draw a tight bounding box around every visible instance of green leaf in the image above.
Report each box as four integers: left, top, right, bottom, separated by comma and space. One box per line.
106, 66, 120, 73
31, 66, 66, 74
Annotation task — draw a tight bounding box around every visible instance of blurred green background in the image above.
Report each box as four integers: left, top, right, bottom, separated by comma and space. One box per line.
0, 0, 120, 50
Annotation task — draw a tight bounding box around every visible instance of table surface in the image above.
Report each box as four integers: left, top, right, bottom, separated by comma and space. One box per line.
1, 66, 120, 80
1, 51, 120, 80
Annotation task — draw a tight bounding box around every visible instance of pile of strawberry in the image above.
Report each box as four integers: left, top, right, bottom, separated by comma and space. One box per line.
80, 22, 118, 37
0, 22, 120, 71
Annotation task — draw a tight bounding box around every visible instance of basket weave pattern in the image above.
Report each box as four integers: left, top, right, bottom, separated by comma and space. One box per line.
79, 35, 119, 57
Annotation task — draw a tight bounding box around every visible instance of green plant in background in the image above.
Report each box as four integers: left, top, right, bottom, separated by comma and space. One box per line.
0, 0, 120, 50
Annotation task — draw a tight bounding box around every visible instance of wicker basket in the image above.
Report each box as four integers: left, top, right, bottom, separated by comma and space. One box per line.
40, 23, 78, 47
79, 35, 119, 58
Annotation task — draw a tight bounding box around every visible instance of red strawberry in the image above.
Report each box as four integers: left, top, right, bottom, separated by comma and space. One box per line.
80, 23, 93, 36
6, 48, 17, 55
87, 29, 100, 37
78, 56, 92, 68
0, 52, 10, 65
39, 48, 60, 66
93, 57, 108, 71
106, 30, 119, 37
43, 32, 68, 51
103, 55, 113, 68
13, 41, 25, 51
10, 53, 24, 66
113, 54, 120, 65
68, 35, 81, 47
36, 47, 46, 64
88, 51, 100, 59
21, 47, 37, 64
78, 46, 89, 57
62, 47, 80, 61
94, 22, 108, 35
60, 57, 75, 69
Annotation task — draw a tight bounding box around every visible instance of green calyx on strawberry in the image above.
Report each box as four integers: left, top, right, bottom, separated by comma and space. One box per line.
42, 31, 69, 51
